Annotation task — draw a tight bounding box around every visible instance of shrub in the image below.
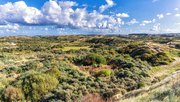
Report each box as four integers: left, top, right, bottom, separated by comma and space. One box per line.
110, 56, 134, 68
116, 70, 133, 78
51, 44, 64, 49
2, 67, 17, 74
45, 65, 61, 79
82, 54, 106, 66
124, 70, 133, 77
130, 47, 154, 61
149, 52, 174, 66
97, 69, 112, 77
19, 71, 59, 101
3, 86, 24, 101
137, 82, 145, 88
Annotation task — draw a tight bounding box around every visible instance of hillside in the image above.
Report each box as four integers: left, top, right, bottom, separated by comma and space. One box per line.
119, 70, 180, 102
0, 35, 179, 102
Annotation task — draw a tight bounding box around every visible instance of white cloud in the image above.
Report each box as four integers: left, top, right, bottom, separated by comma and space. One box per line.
99, 0, 115, 13
127, 19, 138, 25
166, 13, 171, 16
175, 13, 180, 17
152, 19, 156, 23
157, 14, 164, 19
140, 19, 155, 26
174, 8, 179, 11
44, 27, 49, 31
150, 23, 160, 31
0, 1, 42, 24
116, 13, 129, 18
162, 28, 179, 33
0, 24, 20, 30
0, 0, 125, 31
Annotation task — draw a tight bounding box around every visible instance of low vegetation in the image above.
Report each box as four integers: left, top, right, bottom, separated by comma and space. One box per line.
0, 35, 179, 101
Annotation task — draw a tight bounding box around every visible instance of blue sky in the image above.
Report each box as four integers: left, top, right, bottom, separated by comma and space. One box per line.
0, 0, 179, 36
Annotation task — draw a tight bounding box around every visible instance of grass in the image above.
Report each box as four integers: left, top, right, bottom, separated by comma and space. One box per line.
168, 49, 180, 57
118, 57, 180, 102
119, 72, 180, 102
149, 63, 180, 75
61, 46, 91, 51
149, 58, 180, 80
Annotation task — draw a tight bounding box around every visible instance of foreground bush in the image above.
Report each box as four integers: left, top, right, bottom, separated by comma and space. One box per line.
14, 71, 58, 101
3, 86, 24, 102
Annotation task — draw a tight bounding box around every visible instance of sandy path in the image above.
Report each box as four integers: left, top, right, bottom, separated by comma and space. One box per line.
152, 57, 180, 78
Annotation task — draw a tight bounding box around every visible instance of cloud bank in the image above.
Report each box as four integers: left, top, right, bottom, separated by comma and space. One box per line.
0, 0, 128, 31
0, 0, 179, 35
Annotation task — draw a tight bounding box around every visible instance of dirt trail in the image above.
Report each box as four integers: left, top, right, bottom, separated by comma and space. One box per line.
163, 57, 180, 68
152, 57, 180, 78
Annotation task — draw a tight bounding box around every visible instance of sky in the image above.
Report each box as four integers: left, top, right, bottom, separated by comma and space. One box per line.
0, 0, 179, 36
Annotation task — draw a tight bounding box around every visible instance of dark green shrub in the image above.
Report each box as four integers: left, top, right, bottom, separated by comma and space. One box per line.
2, 67, 17, 74
149, 52, 174, 66
51, 44, 64, 49
116, 70, 133, 78
110, 56, 134, 68
154, 90, 172, 101
137, 82, 145, 88
82, 54, 106, 66
130, 47, 154, 61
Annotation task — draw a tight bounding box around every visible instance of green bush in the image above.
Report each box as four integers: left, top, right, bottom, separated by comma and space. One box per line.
116, 70, 133, 78
45, 67, 61, 79
109, 55, 134, 68
45, 62, 61, 79
149, 52, 174, 66
130, 47, 154, 61
97, 69, 112, 77
17, 71, 59, 101
82, 54, 106, 66
137, 82, 145, 88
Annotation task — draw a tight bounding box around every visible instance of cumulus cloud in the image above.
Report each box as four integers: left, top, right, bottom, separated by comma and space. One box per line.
157, 14, 164, 19
0, 0, 125, 31
0, 24, 20, 30
127, 19, 138, 25
166, 13, 171, 16
140, 19, 156, 26
175, 13, 180, 17
0, 1, 42, 24
174, 8, 179, 11
116, 13, 129, 18
150, 23, 160, 31
99, 0, 115, 13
